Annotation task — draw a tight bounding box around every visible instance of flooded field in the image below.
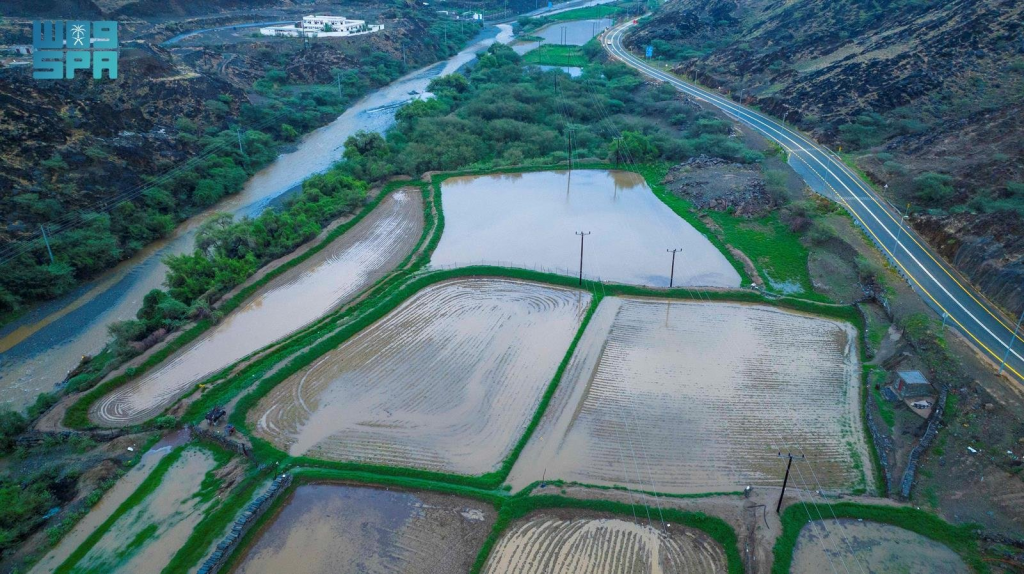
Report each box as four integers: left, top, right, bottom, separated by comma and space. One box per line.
48, 448, 220, 573
513, 18, 612, 55
250, 278, 590, 474
792, 519, 968, 573
29, 441, 178, 574
481, 510, 727, 574
430, 171, 740, 288
0, 24, 513, 413
507, 296, 869, 494
89, 190, 423, 428
233, 484, 495, 574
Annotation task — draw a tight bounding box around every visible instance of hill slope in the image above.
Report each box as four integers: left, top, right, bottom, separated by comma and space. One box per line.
629, 0, 1024, 317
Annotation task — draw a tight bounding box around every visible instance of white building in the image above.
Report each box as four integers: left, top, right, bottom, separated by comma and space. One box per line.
260, 15, 383, 38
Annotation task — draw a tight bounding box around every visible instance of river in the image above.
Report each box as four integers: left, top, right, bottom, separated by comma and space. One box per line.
0, 24, 514, 412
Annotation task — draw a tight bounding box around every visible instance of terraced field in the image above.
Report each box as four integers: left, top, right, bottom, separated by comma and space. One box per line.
481, 510, 727, 574
249, 278, 591, 474
233, 484, 495, 574
47, 448, 221, 574
507, 296, 869, 494
791, 519, 969, 573
90, 190, 423, 428
430, 170, 741, 288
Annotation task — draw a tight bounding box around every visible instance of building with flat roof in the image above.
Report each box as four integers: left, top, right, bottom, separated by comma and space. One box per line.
893, 370, 934, 399
260, 16, 383, 38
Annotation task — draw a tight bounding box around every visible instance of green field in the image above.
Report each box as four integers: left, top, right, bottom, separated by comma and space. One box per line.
545, 4, 622, 21
522, 44, 587, 67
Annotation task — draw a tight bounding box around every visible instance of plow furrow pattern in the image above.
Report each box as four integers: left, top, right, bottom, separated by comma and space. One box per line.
508, 297, 869, 494
482, 513, 727, 574
250, 278, 590, 474
90, 190, 424, 428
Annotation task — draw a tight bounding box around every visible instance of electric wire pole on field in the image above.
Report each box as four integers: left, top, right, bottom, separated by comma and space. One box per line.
666, 248, 682, 288
776, 452, 804, 513
575, 231, 590, 285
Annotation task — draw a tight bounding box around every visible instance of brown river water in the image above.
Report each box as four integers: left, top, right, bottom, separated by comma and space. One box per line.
0, 25, 514, 412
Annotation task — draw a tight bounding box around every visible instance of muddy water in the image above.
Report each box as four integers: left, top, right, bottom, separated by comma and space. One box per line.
250, 278, 590, 474
29, 441, 178, 574
430, 171, 741, 288
0, 25, 514, 412
46, 448, 218, 573
792, 519, 968, 574
482, 511, 727, 574
234, 484, 495, 574
533, 65, 583, 77
506, 296, 868, 494
513, 18, 612, 55
89, 190, 423, 428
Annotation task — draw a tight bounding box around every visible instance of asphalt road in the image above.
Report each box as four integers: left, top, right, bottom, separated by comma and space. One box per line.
605, 21, 1024, 384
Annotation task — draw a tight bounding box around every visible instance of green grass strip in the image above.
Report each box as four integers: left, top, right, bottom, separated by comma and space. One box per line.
53, 446, 187, 574
543, 4, 622, 21
160, 465, 266, 574
523, 44, 587, 67
229, 268, 604, 490
772, 502, 987, 574
225, 264, 861, 489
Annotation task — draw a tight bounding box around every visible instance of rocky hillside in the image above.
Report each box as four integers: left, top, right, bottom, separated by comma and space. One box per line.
0, 1, 480, 316
629, 0, 1024, 317
0, 0, 286, 18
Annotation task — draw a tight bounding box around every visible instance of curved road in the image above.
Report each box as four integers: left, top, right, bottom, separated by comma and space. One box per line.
606, 21, 1024, 384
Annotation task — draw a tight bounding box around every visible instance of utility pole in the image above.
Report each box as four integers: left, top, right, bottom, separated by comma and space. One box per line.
236, 128, 244, 155
666, 248, 682, 288
999, 308, 1024, 375
575, 231, 591, 285
40, 225, 54, 264
891, 202, 910, 256
775, 452, 803, 513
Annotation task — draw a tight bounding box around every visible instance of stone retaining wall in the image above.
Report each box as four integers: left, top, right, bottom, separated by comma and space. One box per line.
196, 473, 291, 574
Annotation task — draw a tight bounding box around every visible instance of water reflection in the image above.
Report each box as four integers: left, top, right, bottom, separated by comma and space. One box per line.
430, 170, 741, 287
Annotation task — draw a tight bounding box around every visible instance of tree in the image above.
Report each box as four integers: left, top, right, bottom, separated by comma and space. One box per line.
914, 172, 955, 205
607, 131, 658, 164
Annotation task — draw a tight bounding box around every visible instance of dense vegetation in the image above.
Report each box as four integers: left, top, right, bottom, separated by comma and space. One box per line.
341, 42, 764, 182
106, 170, 366, 357
0, 14, 481, 321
